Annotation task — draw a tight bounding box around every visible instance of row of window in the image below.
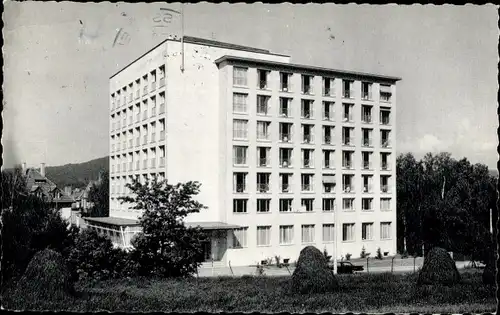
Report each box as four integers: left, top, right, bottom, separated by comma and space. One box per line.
111, 66, 166, 110
233, 222, 392, 247
110, 97, 166, 134
233, 67, 393, 102
233, 120, 392, 147
233, 94, 391, 123
111, 129, 166, 153
232, 197, 391, 213
233, 146, 392, 170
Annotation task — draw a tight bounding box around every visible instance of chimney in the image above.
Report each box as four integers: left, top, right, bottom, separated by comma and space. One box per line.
40, 163, 46, 177
22, 162, 27, 173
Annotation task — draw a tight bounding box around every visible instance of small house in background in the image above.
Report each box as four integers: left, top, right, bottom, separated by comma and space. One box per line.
22, 162, 75, 222
71, 174, 102, 214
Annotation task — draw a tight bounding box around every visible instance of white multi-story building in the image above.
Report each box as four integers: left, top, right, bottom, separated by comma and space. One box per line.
90, 36, 400, 267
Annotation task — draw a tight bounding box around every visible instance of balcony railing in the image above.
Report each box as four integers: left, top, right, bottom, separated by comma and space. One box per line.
303, 159, 312, 168
343, 161, 352, 169
258, 80, 268, 89
361, 92, 373, 100
159, 157, 165, 167
301, 184, 312, 192
381, 162, 389, 170
281, 184, 291, 193
280, 107, 290, 117
363, 185, 373, 193
235, 184, 246, 193
122, 142, 126, 149
159, 77, 165, 87
363, 162, 372, 170
324, 160, 334, 169
258, 158, 269, 167
324, 184, 335, 193
280, 83, 289, 92
381, 140, 391, 148
323, 87, 333, 97
303, 134, 313, 144
362, 115, 372, 123
151, 81, 156, 92
362, 138, 373, 147
257, 132, 270, 141
160, 131, 165, 141
343, 89, 354, 99
323, 111, 334, 121
257, 104, 268, 115
343, 185, 354, 193
301, 110, 313, 119
117, 165, 121, 172
380, 93, 391, 102
302, 85, 312, 95
343, 137, 354, 146
257, 183, 270, 193
280, 133, 291, 142
280, 159, 291, 168
343, 113, 354, 122
116, 143, 120, 151
381, 116, 390, 125
324, 135, 333, 145
381, 185, 390, 193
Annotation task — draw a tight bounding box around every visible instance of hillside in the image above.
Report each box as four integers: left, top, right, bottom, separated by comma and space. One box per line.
45, 156, 109, 189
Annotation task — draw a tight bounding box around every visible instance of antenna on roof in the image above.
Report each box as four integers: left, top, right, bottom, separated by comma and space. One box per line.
180, 3, 185, 73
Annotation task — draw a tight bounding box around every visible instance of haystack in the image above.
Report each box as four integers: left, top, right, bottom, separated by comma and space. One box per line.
417, 247, 461, 286
291, 246, 339, 294
14, 249, 75, 301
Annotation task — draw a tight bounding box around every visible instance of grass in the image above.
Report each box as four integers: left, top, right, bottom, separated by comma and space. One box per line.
2, 270, 496, 313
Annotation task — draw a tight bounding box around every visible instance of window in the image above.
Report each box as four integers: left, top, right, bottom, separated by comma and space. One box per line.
342, 127, 354, 145
279, 199, 293, 212
362, 128, 373, 147
301, 174, 313, 192
279, 225, 294, 244
257, 199, 271, 213
381, 175, 391, 193
233, 199, 247, 213
233, 173, 247, 193
380, 85, 392, 102
257, 69, 269, 89
301, 198, 314, 211
233, 119, 248, 139
362, 105, 372, 123
257, 121, 270, 140
302, 149, 314, 168
233, 67, 248, 86
279, 97, 291, 117
257, 147, 270, 167
322, 198, 335, 211
362, 198, 373, 211
280, 173, 292, 193
301, 75, 313, 94
233, 227, 248, 248
301, 225, 315, 243
381, 153, 391, 170
302, 125, 314, 144
233, 93, 248, 113
323, 126, 334, 144
279, 123, 293, 142
342, 223, 355, 241
257, 173, 270, 193
381, 130, 391, 147
362, 223, 374, 240
343, 198, 354, 211
380, 107, 391, 125
361, 82, 372, 100
280, 72, 291, 91
301, 100, 313, 118
363, 175, 373, 193
342, 151, 353, 169
342, 174, 354, 193
343, 80, 353, 98
323, 224, 335, 242
323, 150, 335, 169
343, 103, 353, 121
362, 152, 372, 170
381, 198, 391, 211
257, 226, 271, 246
323, 101, 334, 120
257, 95, 270, 115
380, 222, 392, 239
233, 146, 247, 165
323, 77, 334, 96
279, 148, 293, 167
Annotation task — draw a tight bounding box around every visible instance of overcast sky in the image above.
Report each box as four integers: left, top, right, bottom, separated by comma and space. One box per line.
3, 3, 498, 169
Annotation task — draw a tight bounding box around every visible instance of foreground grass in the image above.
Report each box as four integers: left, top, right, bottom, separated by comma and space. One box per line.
3, 270, 496, 312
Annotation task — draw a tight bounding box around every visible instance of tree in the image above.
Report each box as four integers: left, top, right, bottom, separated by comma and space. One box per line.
86, 171, 109, 217
118, 177, 208, 277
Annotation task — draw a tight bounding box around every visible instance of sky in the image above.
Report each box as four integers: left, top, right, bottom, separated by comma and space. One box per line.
3, 3, 498, 169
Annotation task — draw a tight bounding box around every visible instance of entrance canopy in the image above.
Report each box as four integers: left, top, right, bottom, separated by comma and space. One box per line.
83, 216, 141, 227
186, 221, 240, 230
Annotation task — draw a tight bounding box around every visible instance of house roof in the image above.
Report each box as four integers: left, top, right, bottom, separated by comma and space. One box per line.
25, 168, 75, 203
215, 55, 402, 83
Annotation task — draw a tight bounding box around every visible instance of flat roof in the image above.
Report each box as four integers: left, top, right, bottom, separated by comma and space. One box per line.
186, 221, 241, 230
83, 217, 240, 230
110, 35, 290, 79
215, 55, 402, 82
83, 216, 141, 226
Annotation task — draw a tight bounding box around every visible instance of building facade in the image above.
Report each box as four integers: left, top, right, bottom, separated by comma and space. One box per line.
107, 36, 400, 266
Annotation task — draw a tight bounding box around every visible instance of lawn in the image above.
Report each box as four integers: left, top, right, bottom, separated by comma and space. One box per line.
3, 270, 496, 313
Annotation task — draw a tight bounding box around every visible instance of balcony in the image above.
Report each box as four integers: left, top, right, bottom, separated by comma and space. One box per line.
142, 111, 148, 121
363, 161, 372, 170
159, 157, 165, 167
280, 133, 291, 142
151, 81, 156, 92
363, 185, 373, 193
362, 115, 372, 124
324, 185, 335, 193
362, 138, 373, 147
281, 184, 291, 193
380, 93, 391, 103
381, 162, 389, 170
159, 77, 165, 87
257, 104, 269, 115
280, 107, 291, 117
143, 160, 147, 170
280, 159, 291, 168
257, 183, 270, 193
302, 85, 312, 95
324, 160, 334, 169
280, 84, 289, 92
381, 140, 391, 148
303, 134, 313, 144
361, 92, 372, 101
301, 184, 312, 192
235, 184, 246, 193
381, 116, 390, 125
343, 137, 354, 146
343, 185, 354, 193
143, 86, 148, 96
323, 87, 333, 97
301, 110, 313, 119
324, 135, 333, 145
151, 133, 156, 143
160, 131, 165, 141
323, 111, 334, 121
302, 159, 312, 168
381, 185, 390, 193
343, 161, 353, 169
258, 80, 268, 90
343, 89, 354, 99
343, 113, 353, 122
159, 103, 165, 114
258, 158, 270, 167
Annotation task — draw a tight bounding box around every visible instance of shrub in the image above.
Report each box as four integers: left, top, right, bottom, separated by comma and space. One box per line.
291, 246, 339, 294
345, 253, 352, 261
323, 248, 332, 262
482, 254, 496, 285
275, 255, 282, 268
360, 246, 368, 258
376, 247, 383, 260
12, 249, 75, 303
66, 229, 132, 282
417, 247, 461, 286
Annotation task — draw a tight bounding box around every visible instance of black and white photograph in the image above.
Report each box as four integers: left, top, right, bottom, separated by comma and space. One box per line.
1, 2, 498, 313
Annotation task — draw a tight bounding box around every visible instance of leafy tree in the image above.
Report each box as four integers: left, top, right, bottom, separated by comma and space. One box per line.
85, 171, 109, 217
118, 177, 208, 277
